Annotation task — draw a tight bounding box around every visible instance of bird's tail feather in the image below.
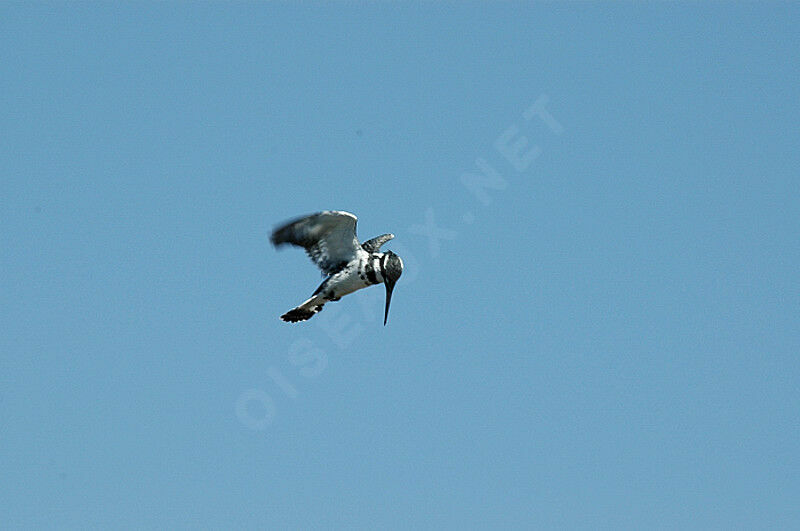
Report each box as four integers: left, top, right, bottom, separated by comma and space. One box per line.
280, 301, 324, 322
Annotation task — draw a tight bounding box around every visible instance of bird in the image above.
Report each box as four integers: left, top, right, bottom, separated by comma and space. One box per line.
270, 210, 403, 325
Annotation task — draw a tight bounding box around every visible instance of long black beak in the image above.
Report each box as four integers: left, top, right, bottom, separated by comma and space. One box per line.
384, 280, 396, 326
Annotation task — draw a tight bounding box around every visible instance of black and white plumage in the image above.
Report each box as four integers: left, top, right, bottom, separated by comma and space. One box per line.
270, 210, 403, 324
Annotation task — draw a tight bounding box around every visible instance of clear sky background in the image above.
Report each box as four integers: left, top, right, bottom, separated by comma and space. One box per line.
2, 2, 799, 529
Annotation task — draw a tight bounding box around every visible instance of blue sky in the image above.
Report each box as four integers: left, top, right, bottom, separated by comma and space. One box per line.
2, 2, 799, 528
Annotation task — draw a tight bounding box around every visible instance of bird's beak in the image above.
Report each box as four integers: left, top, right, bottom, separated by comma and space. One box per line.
384, 279, 396, 326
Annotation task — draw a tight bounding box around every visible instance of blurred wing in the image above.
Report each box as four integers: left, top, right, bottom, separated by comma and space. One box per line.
361, 233, 394, 253
271, 211, 360, 275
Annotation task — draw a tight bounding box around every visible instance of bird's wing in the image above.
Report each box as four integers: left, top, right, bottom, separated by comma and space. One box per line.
271, 211, 360, 275
361, 233, 395, 253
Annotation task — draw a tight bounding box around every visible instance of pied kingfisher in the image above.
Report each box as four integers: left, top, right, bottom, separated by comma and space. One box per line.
270, 210, 404, 325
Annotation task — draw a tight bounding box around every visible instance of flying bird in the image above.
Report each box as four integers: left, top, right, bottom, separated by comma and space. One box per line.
270, 210, 403, 324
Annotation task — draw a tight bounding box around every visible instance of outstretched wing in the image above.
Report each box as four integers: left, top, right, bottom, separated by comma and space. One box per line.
361, 233, 394, 253
271, 211, 360, 275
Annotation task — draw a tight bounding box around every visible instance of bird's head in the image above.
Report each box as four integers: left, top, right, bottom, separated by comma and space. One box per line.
382, 251, 403, 325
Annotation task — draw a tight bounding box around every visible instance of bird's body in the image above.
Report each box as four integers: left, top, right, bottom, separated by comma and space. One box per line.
281, 249, 383, 322
270, 211, 403, 324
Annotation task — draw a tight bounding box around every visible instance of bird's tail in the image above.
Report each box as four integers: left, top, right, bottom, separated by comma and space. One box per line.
280, 298, 325, 323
